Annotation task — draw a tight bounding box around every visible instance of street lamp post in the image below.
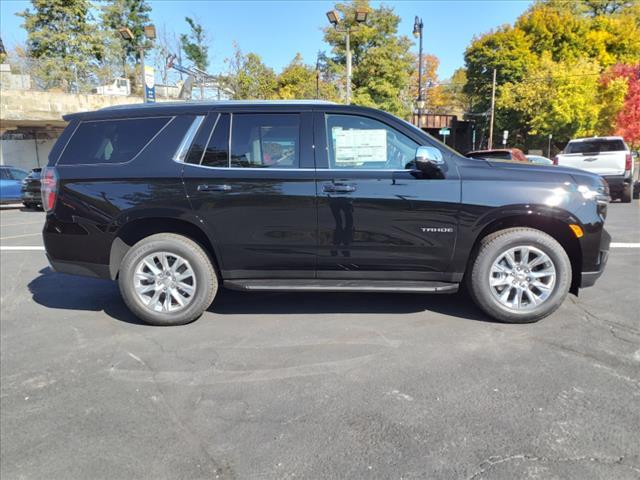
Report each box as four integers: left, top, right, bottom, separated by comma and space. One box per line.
413, 16, 424, 129
326, 8, 369, 104
118, 25, 156, 102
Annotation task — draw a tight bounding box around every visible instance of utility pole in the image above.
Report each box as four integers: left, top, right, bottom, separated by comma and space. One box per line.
345, 31, 352, 104
488, 68, 496, 149
316, 52, 321, 99
413, 16, 424, 129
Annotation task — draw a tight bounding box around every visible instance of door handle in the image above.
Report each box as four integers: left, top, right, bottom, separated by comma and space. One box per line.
323, 183, 357, 193
197, 184, 232, 192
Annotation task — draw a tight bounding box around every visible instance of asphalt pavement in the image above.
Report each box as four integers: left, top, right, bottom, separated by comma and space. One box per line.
1, 201, 639, 479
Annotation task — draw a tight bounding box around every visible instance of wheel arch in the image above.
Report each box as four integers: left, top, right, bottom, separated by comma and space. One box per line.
465, 213, 583, 295
109, 216, 221, 280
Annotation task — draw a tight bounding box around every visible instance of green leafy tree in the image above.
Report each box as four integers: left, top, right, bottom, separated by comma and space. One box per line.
276, 53, 339, 100
443, 68, 473, 118
17, 0, 102, 92
223, 42, 277, 99
323, 0, 414, 116
462, 0, 640, 149
180, 17, 208, 71
499, 54, 604, 143
100, 0, 152, 90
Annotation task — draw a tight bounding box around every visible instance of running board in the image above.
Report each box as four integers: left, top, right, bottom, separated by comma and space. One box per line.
224, 279, 459, 294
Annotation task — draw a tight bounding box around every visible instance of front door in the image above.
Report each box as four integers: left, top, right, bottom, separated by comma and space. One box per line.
182, 110, 317, 279
314, 111, 460, 281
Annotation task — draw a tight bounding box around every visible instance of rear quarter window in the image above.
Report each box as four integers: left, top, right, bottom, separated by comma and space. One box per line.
57, 117, 171, 165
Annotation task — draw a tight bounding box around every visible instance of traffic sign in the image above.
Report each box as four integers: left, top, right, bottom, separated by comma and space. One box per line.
439, 128, 450, 136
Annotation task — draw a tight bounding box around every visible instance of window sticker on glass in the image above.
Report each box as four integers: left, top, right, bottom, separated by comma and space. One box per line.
332, 127, 387, 166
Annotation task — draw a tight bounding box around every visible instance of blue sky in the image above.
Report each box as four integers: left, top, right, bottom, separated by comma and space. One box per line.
0, 0, 532, 80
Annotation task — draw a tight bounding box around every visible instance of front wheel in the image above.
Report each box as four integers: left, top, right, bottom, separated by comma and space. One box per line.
467, 228, 572, 323
119, 233, 218, 326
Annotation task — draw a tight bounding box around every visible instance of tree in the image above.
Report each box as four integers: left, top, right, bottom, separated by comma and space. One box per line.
443, 68, 473, 118
323, 0, 414, 117
100, 0, 152, 91
461, 0, 640, 149
275, 53, 339, 100
605, 64, 640, 148
18, 0, 103, 92
499, 54, 604, 143
408, 54, 448, 113
180, 17, 208, 71
276, 53, 317, 100
223, 42, 277, 100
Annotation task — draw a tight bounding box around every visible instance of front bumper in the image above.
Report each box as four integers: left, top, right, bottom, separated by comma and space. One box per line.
580, 228, 611, 288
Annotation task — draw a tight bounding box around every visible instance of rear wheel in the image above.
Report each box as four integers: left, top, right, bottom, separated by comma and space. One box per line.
468, 228, 571, 323
621, 182, 632, 203
118, 233, 218, 326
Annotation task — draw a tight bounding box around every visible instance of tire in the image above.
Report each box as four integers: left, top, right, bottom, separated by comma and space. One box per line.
621, 182, 632, 203
467, 227, 571, 323
118, 233, 218, 326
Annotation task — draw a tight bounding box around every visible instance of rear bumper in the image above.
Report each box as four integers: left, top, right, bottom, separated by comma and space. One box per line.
47, 255, 111, 279
580, 228, 610, 288
21, 190, 41, 202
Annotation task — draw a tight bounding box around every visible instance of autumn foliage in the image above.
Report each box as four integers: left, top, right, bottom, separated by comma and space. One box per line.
602, 64, 640, 148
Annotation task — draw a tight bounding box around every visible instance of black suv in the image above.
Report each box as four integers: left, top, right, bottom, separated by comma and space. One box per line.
41, 101, 610, 325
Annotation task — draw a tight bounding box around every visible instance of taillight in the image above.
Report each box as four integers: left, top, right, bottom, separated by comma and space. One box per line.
625, 153, 632, 172
41, 167, 58, 212
553, 155, 559, 165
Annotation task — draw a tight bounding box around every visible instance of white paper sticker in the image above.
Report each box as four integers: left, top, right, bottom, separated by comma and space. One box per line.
333, 128, 387, 166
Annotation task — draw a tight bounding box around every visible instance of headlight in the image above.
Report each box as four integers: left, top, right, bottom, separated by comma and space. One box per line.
577, 184, 608, 203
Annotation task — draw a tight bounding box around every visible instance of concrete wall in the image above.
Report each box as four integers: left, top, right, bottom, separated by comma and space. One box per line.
0, 137, 56, 171
0, 88, 148, 129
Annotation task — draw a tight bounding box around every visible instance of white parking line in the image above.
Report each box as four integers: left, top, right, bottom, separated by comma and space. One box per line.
610, 242, 640, 248
0, 233, 41, 240
0, 221, 44, 227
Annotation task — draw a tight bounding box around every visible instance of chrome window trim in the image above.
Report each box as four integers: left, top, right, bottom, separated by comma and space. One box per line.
182, 164, 316, 172
197, 113, 221, 166
173, 115, 205, 163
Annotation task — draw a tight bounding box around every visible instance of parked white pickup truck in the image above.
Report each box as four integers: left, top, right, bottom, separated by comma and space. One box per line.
555, 136, 634, 203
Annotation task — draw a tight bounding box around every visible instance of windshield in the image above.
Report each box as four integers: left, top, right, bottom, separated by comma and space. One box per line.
565, 139, 626, 154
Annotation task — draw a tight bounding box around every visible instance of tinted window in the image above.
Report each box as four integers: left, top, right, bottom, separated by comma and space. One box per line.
185, 115, 217, 165
58, 117, 170, 165
0, 168, 10, 180
202, 114, 230, 168
565, 139, 626, 154
325, 114, 419, 170
231, 114, 300, 169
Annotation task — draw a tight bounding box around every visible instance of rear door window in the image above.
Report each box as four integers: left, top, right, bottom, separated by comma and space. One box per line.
230, 114, 300, 169
58, 117, 170, 165
565, 139, 626, 154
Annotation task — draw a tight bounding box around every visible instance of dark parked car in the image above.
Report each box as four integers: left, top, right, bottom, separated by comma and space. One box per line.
42, 101, 610, 326
0, 166, 29, 204
466, 148, 528, 162
21, 167, 42, 209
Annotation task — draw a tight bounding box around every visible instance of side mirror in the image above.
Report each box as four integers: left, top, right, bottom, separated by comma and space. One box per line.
415, 146, 444, 165
409, 146, 445, 179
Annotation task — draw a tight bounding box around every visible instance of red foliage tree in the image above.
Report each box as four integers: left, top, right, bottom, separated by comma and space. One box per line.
607, 64, 640, 148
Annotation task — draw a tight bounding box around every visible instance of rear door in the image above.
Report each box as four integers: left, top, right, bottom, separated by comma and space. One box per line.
182, 108, 318, 280
559, 139, 627, 175
314, 109, 460, 281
